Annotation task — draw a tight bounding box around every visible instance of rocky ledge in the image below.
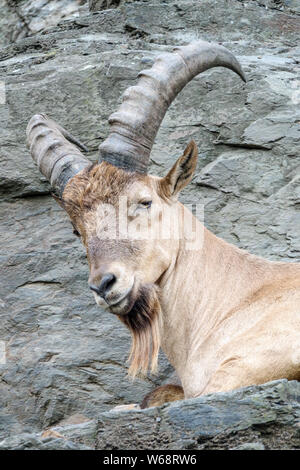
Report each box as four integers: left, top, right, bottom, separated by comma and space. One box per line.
0, 380, 299, 450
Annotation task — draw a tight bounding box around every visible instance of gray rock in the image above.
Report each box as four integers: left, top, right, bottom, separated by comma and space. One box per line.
0, 0, 299, 447
0, 0, 21, 47
89, 0, 122, 12
1, 380, 298, 449
15, 1, 87, 35
96, 380, 300, 450
231, 442, 265, 450
0, 1, 88, 48
0, 432, 92, 450
50, 418, 98, 448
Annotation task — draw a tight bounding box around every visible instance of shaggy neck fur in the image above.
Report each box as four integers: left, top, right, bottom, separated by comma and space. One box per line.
62, 165, 300, 394
157, 203, 300, 398
118, 284, 162, 377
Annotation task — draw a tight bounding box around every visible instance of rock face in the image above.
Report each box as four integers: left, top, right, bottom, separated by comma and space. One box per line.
0, 0, 88, 47
0, 380, 299, 449
89, 0, 122, 12
96, 380, 300, 450
0, 0, 299, 448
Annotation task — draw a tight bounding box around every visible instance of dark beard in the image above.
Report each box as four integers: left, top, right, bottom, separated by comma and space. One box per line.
118, 284, 162, 377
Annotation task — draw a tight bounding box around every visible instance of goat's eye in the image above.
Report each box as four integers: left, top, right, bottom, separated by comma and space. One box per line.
139, 200, 152, 209
72, 227, 80, 237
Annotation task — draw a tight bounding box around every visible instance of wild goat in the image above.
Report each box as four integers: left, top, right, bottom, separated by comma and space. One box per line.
27, 41, 300, 408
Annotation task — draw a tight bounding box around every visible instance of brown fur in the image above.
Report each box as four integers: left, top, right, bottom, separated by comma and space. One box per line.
61, 162, 161, 377
118, 284, 162, 377
62, 162, 143, 212
159, 141, 198, 198
62, 162, 144, 241
59, 143, 300, 405
140, 384, 184, 409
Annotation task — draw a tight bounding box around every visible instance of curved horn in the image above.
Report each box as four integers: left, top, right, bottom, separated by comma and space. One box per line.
26, 114, 91, 197
99, 40, 246, 173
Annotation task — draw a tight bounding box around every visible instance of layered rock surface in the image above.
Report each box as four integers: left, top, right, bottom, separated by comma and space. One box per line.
0, 0, 299, 448
0, 380, 299, 449
0, 0, 88, 46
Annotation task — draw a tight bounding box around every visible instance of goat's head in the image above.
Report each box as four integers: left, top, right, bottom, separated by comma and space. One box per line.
27, 41, 246, 376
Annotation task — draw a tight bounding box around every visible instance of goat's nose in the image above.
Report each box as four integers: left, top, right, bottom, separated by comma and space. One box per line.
89, 273, 116, 299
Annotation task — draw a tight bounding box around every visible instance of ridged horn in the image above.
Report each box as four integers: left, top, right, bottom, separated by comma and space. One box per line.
99, 40, 246, 173
26, 114, 91, 197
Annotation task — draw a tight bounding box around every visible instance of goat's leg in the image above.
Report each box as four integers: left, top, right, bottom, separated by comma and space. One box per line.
140, 384, 184, 409
109, 384, 184, 411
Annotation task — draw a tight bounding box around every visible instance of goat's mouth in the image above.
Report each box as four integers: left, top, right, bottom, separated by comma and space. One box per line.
107, 281, 138, 316
109, 293, 135, 315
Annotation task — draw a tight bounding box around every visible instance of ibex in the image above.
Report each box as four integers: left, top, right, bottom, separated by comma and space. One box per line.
27, 41, 300, 408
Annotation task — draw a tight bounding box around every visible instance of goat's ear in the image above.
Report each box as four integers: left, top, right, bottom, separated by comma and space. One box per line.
159, 140, 198, 199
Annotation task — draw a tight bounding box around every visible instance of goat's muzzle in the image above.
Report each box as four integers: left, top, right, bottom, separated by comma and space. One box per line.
90, 272, 137, 316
